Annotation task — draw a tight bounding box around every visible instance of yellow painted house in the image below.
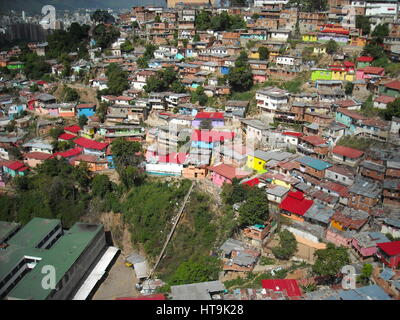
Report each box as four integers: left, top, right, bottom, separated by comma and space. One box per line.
248, 50, 260, 60
313, 47, 326, 55
302, 33, 317, 42
246, 150, 270, 173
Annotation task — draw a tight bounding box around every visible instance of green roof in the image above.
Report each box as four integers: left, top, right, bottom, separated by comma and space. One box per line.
0, 218, 104, 300
7, 218, 61, 248
0, 221, 20, 243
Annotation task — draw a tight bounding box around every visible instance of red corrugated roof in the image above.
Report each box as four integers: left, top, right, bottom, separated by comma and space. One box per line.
4, 161, 25, 171
279, 191, 313, 216
337, 108, 367, 121
301, 135, 327, 146
261, 279, 302, 297
195, 112, 224, 120
58, 133, 76, 141
357, 56, 374, 62
321, 27, 349, 35
332, 145, 364, 159
242, 177, 260, 187
374, 95, 396, 104
191, 130, 235, 143
74, 137, 109, 151
24, 152, 52, 161
362, 66, 385, 75
51, 147, 82, 158
64, 125, 81, 134
377, 241, 400, 256
282, 131, 302, 137
383, 80, 400, 91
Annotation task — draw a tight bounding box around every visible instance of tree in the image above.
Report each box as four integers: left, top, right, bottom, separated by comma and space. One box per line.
154, 15, 161, 23
5, 120, 16, 132
91, 10, 115, 24
120, 40, 134, 53
325, 39, 339, 54
362, 42, 385, 59
345, 82, 354, 95
312, 243, 350, 279
381, 97, 400, 120
60, 86, 79, 102
91, 174, 112, 198
357, 263, 373, 285
221, 178, 247, 205
227, 51, 253, 92
106, 63, 129, 95
238, 186, 269, 226
272, 230, 297, 260
258, 46, 269, 61
92, 24, 120, 49
191, 86, 208, 106
120, 166, 144, 190
356, 15, 371, 35
252, 13, 260, 20
30, 83, 39, 92
372, 23, 389, 39
195, 10, 212, 31
193, 34, 200, 42
49, 126, 65, 140
171, 81, 187, 93
136, 56, 148, 69
111, 138, 143, 170
78, 115, 88, 128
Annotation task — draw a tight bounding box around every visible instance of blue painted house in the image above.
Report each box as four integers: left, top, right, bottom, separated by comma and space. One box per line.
8, 104, 27, 119
77, 103, 96, 118
2, 161, 28, 177
220, 66, 230, 75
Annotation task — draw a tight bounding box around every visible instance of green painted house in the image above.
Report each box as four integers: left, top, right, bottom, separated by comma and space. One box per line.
311, 68, 332, 81
379, 80, 400, 98
7, 61, 24, 70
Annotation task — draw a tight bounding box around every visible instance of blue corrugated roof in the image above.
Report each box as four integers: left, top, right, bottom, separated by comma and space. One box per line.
338, 285, 391, 300
380, 268, 394, 281
297, 156, 332, 171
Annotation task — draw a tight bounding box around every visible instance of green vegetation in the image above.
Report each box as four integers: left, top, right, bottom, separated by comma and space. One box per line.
78, 114, 88, 127
104, 63, 129, 95
380, 97, 400, 120
356, 16, 370, 36
0, 159, 92, 227
91, 10, 115, 24
195, 10, 246, 31
259, 256, 276, 266
336, 135, 376, 151
357, 263, 373, 285
191, 86, 208, 106
345, 82, 354, 95
144, 66, 185, 94
60, 85, 79, 102
325, 39, 339, 54
312, 243, 350, 279
272, 230, 297, 260
19, 53, 51, 80
227, 51, 253, 92
258, 47, 269, 61
120, 40, 134, 53
92, 24, 120, 49
288, 0, 328, 12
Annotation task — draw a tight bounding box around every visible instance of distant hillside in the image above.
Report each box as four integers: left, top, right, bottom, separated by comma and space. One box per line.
0, 0, 166, 14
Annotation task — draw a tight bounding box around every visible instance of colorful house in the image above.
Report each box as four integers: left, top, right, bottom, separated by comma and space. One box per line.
7, 61, 24, 70
23, 152, 52, 168
356, 66, 385, 80
279, 191, 314, 222
73, 137, 109, 157
302, 33, 317, 42
357, 56, 374, 69
2, 160, 28, 177
190, 130, 235, 150
192, 112, 225, 128
310, 68, 332, 81
76, 104, 96, 118
352, 232, 389, 259
379, 80, 400, 98
246, 150, 270, 173
376, 241, 400, 269
207, 163, 251, 187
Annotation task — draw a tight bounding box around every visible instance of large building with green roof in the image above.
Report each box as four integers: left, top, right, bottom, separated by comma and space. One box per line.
0, 217, 108, 300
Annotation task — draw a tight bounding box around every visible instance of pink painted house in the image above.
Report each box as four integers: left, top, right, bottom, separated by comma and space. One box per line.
356, 66, 385, 80
207, 163, 251, 187
352, 232, 389, 259
23, 152, 52, 168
